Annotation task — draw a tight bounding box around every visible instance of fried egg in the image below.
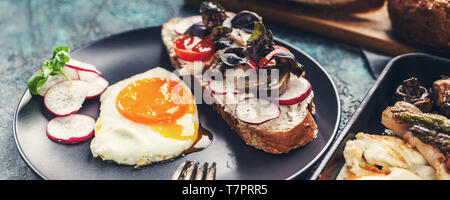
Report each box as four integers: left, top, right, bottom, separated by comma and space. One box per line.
90, 67, 199, 166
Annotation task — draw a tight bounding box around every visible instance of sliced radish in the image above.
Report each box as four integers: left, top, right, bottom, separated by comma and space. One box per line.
208, 79, 239, 95
63, 66, 80, 80
77, 71, 109, 99
175, 15, 202, 35
277, 76, 312, 105
65, 59, 101, 75
78, 70, 99, 81
37, 75, 67, 97
46, 114, 95, 143
235, 97, 280, 125
44, 80, 89, 116
37, 67, 80, 96
86, 76, 109, 99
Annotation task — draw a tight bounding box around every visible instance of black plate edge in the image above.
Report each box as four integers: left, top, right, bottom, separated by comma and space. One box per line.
273, 37, 341, 180
309, 52, 450, 180
13, 90, 49, 180
13, 26, 341, 180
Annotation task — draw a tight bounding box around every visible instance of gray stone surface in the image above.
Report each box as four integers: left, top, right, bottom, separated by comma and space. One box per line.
0, 0, 374, 180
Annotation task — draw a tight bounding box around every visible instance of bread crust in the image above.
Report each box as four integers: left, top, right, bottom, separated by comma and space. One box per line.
161, 18, 318, 154
213, 98, 317, 153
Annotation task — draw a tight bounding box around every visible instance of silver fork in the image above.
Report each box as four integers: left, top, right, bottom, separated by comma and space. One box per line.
171, 160, 216, 180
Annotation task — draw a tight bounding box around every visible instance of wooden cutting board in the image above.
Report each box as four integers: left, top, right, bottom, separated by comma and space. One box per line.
185, 0, 419, 56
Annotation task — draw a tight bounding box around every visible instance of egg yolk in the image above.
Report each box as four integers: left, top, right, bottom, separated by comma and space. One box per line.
116, 78, 198, 141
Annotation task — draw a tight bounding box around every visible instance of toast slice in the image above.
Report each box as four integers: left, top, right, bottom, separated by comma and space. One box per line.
161, 17, 318, 154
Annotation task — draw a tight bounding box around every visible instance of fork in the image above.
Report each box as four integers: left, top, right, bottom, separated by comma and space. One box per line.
171, 160, 216, 180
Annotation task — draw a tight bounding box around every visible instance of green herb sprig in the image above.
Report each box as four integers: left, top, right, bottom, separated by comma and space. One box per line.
27, 46, 71, 95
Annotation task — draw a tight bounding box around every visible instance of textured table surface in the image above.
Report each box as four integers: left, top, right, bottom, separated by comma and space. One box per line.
0, 0, 374, 180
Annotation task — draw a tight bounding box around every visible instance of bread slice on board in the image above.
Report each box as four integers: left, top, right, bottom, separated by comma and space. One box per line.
161, 17, 318, 154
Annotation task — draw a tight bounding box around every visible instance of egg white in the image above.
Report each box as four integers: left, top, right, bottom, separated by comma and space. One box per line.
90, 67, 198, 166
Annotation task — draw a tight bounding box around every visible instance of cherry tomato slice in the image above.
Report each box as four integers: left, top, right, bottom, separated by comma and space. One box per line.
173, 35, 215, 62
247, 60, 275, 69
246, 45, 291, 69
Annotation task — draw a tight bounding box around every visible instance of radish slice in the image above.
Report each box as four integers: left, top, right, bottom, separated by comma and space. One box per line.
37, 67, 80, 96
175, 15, 202, 35
235, 97, 280, 125
86, 76, 109, 99
46, 114, 95, 143
78, 70, 98, 81
78, 71, 109, 99
65, 59, 101, 75
277, 76, 312, 105
37, 75, 67, 97
63, 66, 80, 80
208, 79, 239, 95
44, 80, 89, 117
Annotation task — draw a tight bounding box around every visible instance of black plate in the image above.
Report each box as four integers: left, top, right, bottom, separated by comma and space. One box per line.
310, 53, 450, 180
14, 26, 340, 180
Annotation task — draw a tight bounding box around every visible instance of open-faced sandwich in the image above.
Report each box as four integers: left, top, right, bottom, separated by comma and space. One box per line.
161, 1, 317, 154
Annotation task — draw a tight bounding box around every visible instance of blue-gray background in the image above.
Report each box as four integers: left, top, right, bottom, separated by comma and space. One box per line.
0, 0, 374, 179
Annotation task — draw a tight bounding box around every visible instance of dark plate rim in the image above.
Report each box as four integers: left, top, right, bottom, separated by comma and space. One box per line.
309, 52, 450, 180
13, 26, 341, 180
273, 37, 341, 179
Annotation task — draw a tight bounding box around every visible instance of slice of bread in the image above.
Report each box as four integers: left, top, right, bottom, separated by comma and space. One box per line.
161, 17, 318, 154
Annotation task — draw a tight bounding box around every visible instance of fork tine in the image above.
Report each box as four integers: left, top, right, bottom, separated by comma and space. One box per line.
205, 162, 216, 180
171, 160, 189, 180
172, 161, 216, 180
182, 161, 198, 180
194, 162, 209, 180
